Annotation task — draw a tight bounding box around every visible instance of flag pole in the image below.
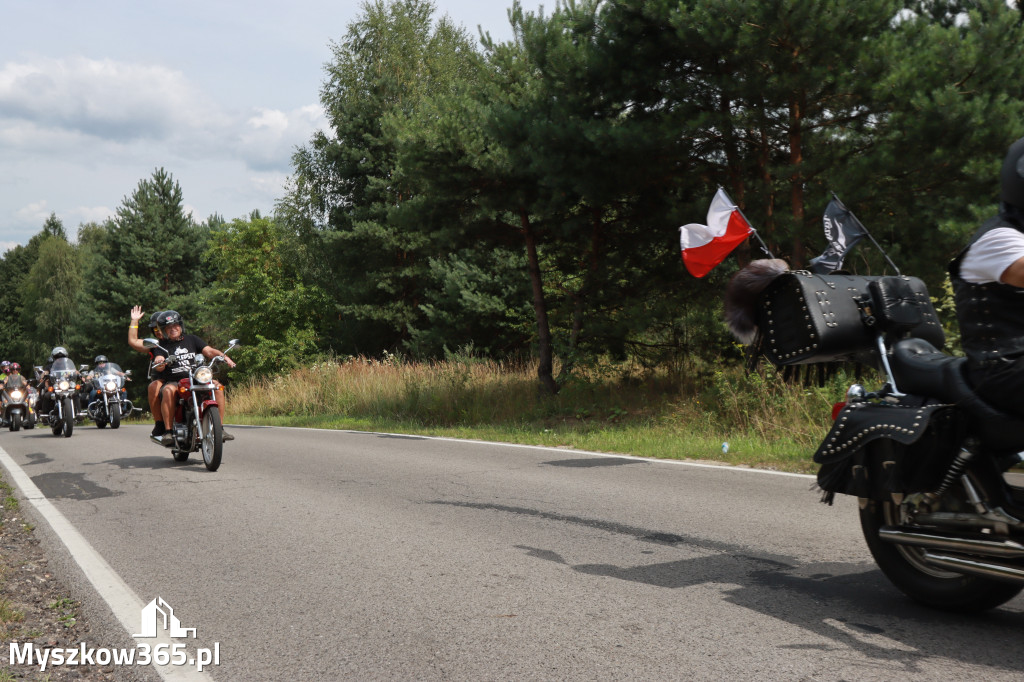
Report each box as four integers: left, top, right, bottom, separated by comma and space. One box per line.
831, 192, 901, 275
720, 186, 776, 259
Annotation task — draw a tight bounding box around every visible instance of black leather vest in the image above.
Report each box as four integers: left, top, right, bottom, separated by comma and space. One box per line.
949, 212, 1024, 367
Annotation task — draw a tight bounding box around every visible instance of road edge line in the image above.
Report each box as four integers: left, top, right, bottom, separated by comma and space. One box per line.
0, 443, 213, 681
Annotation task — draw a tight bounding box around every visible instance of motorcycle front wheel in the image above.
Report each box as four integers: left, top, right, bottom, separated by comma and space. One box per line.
109, 401, 121, 429
11, 412, 21, 432
860, 490, 1023, 612
200, 409, 222, 472
61, 398, 74, 437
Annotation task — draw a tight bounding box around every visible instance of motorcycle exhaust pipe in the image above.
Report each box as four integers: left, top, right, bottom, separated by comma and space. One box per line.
878, 527, 1024, 558
922, 552, 1024, 584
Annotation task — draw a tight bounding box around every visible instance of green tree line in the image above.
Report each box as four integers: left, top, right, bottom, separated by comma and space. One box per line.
2, 0, 1023, 398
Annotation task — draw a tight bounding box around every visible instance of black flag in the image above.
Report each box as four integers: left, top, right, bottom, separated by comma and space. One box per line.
809, 197, 867, 274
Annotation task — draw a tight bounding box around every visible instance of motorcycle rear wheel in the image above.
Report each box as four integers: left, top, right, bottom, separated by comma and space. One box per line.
860, 485, 1024, 612
201, 409, 222, 472
110, 402, 121, 429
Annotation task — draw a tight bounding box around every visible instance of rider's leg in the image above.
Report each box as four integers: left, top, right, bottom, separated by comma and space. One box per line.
159, 382, 178, 443
148, 380, 164, 435
214, 382, 233, 441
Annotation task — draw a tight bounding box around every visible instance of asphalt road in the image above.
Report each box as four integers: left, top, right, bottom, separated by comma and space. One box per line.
2, 424, 1023, 681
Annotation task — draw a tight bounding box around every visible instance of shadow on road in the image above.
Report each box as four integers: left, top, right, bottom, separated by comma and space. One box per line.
436, 499, 1024, 676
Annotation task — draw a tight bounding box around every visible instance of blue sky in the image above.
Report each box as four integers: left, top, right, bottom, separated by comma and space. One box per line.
0, 0, 529, 252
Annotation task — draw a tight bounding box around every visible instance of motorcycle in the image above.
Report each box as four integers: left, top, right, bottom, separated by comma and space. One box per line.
24, 386, 38, 429
85, 363, 134, 429
38, 358, 84, 438
143, 338, 239, 472
1, 374, 32, 431
741, 268, 1024, 612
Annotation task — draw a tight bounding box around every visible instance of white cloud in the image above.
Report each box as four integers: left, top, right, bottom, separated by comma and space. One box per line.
14, 199, 51, 224
70, 205, 116, 226
0, 57, 218, 142
234, 104, 326, 172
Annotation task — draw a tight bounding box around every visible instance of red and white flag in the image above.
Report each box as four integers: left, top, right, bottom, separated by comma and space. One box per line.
679, 188, 753, 278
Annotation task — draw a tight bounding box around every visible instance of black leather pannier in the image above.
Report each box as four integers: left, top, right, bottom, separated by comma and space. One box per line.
755, 271, 944, 367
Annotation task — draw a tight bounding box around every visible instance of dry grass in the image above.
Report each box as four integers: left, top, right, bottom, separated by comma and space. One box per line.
227, 355, 859, 472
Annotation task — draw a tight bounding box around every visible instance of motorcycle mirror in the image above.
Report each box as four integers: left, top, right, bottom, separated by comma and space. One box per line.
142, 338, 167, 353
227, 339, 241, 348
79, 364, 89, 372
125, 369, 133, 376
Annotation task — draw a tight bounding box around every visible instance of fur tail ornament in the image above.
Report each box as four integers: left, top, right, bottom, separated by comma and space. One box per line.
724, 259, 789, 344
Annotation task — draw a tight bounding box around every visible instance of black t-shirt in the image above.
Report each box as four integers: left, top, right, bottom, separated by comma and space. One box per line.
155, 334, 207, 382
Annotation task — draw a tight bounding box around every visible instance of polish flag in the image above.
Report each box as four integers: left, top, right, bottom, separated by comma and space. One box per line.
679, 188, 753, 278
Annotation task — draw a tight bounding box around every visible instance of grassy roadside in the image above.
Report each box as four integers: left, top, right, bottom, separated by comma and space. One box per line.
226, 356, 861, 474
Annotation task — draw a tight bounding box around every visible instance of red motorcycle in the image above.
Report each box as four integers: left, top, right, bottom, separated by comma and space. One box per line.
143, 338, 239, 471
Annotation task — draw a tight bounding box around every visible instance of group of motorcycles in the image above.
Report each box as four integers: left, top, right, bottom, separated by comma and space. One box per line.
0, 358, 136, 437
2, 340, 239, 473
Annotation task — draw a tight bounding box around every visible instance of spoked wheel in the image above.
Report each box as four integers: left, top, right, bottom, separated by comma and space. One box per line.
110, 402, 121, 429
860, 473, 1024, 612
61, 398, 74, 437
200, 409, 223, 472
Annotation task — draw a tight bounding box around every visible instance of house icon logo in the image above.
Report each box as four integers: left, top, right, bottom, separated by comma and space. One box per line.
133, 597, 197, 639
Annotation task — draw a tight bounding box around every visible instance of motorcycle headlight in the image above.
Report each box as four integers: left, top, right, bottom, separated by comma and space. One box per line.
10, 390, 22, 400
104, 380, 117, 392
194, 367, 213, 384
58, 380, 70, 391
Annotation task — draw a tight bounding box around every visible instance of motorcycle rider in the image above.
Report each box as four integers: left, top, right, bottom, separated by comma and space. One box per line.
151, 310, 236, 445
0, 362, 28, 425
950, 135, 1024, 417
86, 354, 128, 406
35, 347, 82, 419
128, 306, 168, 440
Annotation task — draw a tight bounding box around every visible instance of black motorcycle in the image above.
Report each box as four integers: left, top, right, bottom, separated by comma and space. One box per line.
741, 268, 1024, 611
85, 362, 134, 429
38, 357, 83, 438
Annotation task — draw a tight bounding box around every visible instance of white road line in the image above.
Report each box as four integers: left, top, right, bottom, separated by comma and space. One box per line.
246, 424, 817, 480
0, 444, 214, 681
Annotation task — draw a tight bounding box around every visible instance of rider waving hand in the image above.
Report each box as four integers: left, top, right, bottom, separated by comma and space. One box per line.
152, 311, 236, 446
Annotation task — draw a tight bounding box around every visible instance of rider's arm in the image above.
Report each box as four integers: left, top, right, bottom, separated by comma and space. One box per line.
128, 305, 147, 353
1001, 255, 1024, 288
201, 346, 236, 369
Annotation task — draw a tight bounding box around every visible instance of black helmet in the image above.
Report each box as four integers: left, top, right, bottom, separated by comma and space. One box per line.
94, 355, 108, 364
157, 310, 183, 335
1000, 137, 1024, 209
51, 346, 68, 359
148, 311, 163, 330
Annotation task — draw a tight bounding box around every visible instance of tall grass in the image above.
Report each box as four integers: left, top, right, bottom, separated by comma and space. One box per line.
228, 355, 865, 472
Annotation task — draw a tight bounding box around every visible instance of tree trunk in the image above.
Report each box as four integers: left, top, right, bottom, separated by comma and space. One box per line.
520, 210, 558, 395
789, 90, 806, 268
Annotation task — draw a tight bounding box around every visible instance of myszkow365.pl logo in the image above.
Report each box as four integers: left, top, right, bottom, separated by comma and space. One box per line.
9, 596, 221, 673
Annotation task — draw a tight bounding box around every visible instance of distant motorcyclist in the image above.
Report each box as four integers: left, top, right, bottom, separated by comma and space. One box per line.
151, 311, 236, 446
36, 347, 82, 418
86, 354, 128, 405
5, 363, 26, 390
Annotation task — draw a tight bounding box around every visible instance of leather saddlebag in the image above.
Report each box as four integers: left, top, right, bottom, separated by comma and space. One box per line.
755, 271, 944, 367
